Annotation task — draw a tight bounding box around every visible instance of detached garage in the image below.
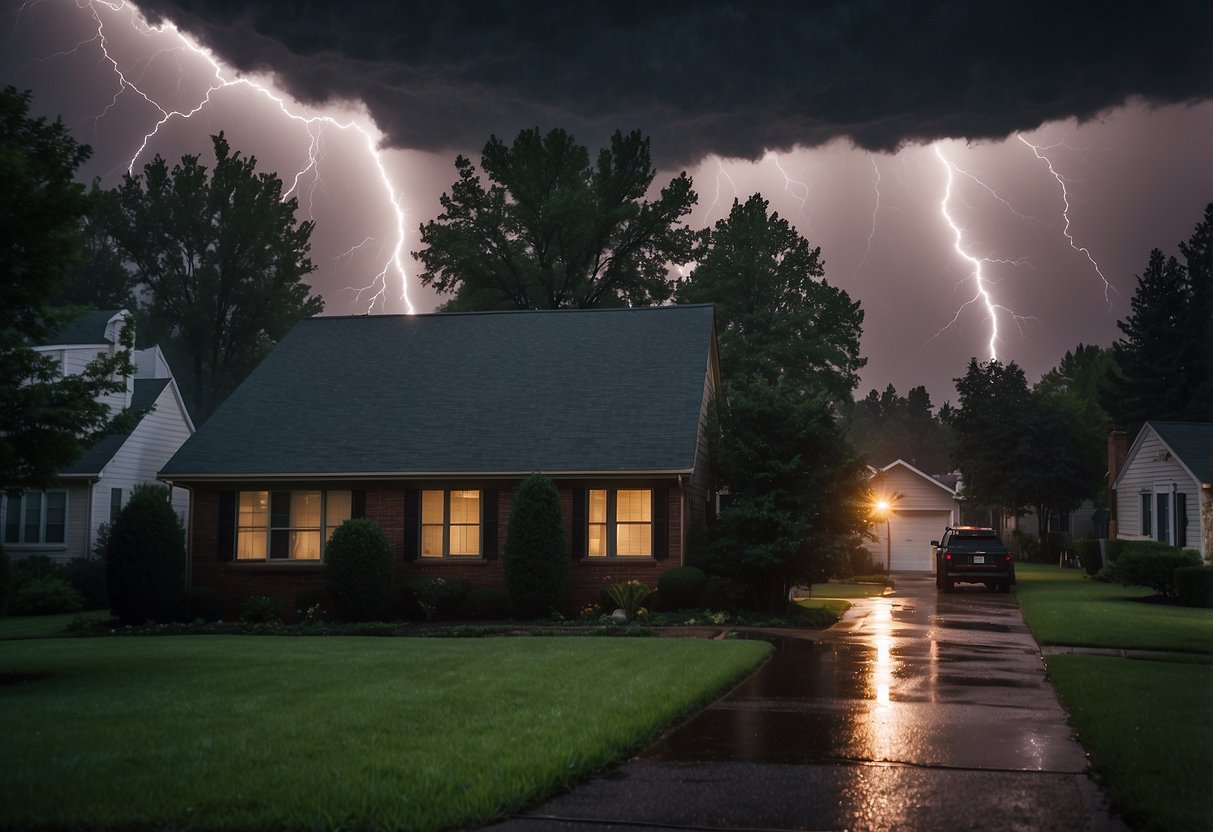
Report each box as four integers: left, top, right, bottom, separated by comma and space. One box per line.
865, 459, 961, 572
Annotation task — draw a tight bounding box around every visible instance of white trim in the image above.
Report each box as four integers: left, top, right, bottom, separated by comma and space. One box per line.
872, 459, 959, 496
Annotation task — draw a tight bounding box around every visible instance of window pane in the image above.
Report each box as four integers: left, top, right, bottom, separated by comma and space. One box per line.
44, 492, 66, 544
240, 491, 269, 528
587, 523, 606, 557
450, 524, 479, 556
4, 495, 20, 544
290, 530, 321, 560
237, 491, 269, 560
292, 491, 322, 529
450, 490, 479, 524
421, 525, 443, 557
24, 492, 42, 543
237, 529, 267, 559
617, 490, 651, 522
589, 490, 607, 523
421, 490, 444, 524
617, 522, 652, 556
325, 490, 352, 540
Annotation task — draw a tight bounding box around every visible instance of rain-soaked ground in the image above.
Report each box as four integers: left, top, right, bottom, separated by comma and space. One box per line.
486, 574, 1128, 832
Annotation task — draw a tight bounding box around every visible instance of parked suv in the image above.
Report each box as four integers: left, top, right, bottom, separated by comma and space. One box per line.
932, 526, 1015, 593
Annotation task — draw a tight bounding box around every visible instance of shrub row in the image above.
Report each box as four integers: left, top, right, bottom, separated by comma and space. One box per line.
0, 551, 108, 616
1100, 544, 1203, 598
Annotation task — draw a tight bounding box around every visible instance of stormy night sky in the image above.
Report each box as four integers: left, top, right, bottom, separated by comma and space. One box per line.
4, 0, 1211, 406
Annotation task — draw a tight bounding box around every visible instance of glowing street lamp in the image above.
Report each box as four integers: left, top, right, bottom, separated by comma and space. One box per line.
874, 499, 892, 574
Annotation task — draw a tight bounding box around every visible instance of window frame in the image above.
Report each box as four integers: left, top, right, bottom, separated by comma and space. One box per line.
1140, 492, 1152, 537
583, 488, 654, 559
2, 489, 68, 547
234, 489, 352, 563
419, 489, 482, 559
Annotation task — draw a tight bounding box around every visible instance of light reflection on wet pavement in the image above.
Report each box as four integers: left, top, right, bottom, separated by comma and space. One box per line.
489, 575, 1128, 831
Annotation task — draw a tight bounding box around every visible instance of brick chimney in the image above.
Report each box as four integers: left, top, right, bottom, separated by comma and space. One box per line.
1107, 428, 1129, 538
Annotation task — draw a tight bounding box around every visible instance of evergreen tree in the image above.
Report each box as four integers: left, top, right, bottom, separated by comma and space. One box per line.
502, 474, 569, 617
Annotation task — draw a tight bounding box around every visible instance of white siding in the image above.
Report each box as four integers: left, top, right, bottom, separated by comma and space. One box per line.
1114, 427, 1203, 555
865, 461, 959, 572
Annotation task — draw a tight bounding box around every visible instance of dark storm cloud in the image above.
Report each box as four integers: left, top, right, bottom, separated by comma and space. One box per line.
111, 1, 1213, 163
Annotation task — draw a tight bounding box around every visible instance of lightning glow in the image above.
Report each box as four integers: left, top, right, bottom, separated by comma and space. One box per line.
856, 156, 882, 275
1016, 133, 1116, 305
45, 0, 414, 313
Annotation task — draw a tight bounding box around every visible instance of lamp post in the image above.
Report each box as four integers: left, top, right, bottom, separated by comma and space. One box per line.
875, 499, 891, 574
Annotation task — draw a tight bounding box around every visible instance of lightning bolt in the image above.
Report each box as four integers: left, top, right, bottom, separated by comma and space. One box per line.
39, 0, 414, 314
767, 151, 815, 233
700, 157, 739, 224
855, 156, 883, 275
1016, 133, 1116, 305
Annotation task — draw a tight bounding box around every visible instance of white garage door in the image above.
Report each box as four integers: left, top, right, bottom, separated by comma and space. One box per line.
870, 511, 951, 572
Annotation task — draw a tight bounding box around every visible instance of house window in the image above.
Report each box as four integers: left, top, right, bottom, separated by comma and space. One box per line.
235, 490, 351, 561
585, 489, 652, 558
110, 488, 123, 525
421, 489, 480, 558
2, 491, 67, 546
1140, 493, 1151, 537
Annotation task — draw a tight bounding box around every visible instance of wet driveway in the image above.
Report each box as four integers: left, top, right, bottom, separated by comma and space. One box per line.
487, 574, 1127, 832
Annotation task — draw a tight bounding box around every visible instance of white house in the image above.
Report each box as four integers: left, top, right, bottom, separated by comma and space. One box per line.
0, 310, 194, 561
865, 459, 962, 572
1111, 421, 1212, 560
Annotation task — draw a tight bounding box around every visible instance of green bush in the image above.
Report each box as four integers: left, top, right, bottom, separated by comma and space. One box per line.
8, 576, 84, 616
240, 595, 283, 624
185, 586, 226, 622
1074, 539, 1103, 576
0, 543, 8, 611
405, 577, 470, 621
63, 558, 108, 610
461, 586, 508, 619
11, 554, 63, 591
1109, 546, 1202, 598
658, 566, 708, 610
1174, 565, 1213, 609
702, 576, 747, 612
324, 518, 395, 622
105, 485, 187, 624
502, 474, 569, 617
1104, 539, 1127, 562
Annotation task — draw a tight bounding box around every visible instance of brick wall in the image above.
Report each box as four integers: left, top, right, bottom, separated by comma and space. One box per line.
189, 481, 691, 618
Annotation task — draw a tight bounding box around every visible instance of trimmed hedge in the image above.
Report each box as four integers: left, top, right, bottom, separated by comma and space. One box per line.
1107, 547, 1202, 598
105, 485, 187, 624
324, 518, 395, 622
1074, 539, 1103, 576
502, 474, 569, 617
1175, 565, 1213, 609
658, 566, 708, 610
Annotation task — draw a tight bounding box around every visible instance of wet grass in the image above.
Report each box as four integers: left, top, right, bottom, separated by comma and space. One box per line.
1014, 562, 1213, 654
803, 582, 889, 599
0, 635, 770, 831
1046, 655, 1213, 832
1017, 563, 1213, 831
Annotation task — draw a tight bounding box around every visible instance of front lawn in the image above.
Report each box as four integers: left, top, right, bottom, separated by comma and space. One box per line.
1015, 562, 1213, 653
0, 610, 109, 639
1016, 563, 1213, 831
0, 635, 770, 831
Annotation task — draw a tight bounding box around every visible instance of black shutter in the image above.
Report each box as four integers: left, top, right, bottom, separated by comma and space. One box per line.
1177, 492, 1187, 548
351, 489, 367, 520
481, 489, 499, 560
570, 488, 586, 559
652, 488, 669, 560
403, 489, 420, 561
217, 490, 236, 561
269, 491, 290, 559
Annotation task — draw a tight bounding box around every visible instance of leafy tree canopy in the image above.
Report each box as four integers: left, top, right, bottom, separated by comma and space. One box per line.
415, 127, 698, 310
676, 194, 865, 405
845, 383, 955, 474
46, 185, 136, 310
0, 87, 134, 492
104, 133, 323, 422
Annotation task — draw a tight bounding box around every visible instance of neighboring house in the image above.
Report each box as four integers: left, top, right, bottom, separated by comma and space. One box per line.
864, 459, 961, 572
1003, 499, 1106, 541
1110, 421, 1212, 560
158, 305, 720, 613
0, 310, 195, 561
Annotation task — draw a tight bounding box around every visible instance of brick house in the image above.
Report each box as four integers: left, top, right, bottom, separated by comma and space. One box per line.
159, 305, 720, 616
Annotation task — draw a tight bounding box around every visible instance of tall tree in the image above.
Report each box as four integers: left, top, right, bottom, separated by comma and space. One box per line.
415, 128, 698, 310
0, 87, 133, 491
106, 133, 323, 421
46, 185, 136, 310
676, 194, 865, 404
845, 383, 955, 473
951, 359, 1032, 514
1106, 204, 1213, 427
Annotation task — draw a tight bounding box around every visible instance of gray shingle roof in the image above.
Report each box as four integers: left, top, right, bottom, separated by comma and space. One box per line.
44, 310, 123, 346
160, 305, 717, 478
62, 378, 171, 477
1149, 421, 1213, 484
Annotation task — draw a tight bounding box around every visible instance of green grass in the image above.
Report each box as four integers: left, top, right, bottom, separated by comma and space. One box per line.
804, 582, 889, 599
795, 598, 851, 619
1015, 562, 1213, 653
0, 635, 770, 831
1046, 655, 1213, 832
1015, 563, 1213, 831
0, 610, 109, 639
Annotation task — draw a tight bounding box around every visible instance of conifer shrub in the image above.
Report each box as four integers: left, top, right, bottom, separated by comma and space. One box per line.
502, 473, 569, 617
8, 576, 83, 615
324, 518, 395, 621
658, 566, 708, 610
105, 484, 186, 624
1175, 565, 1213, 608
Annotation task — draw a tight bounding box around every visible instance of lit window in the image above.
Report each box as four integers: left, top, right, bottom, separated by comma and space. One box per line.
421, 489, 480, 558
2, 491, 67, 546
584, 489, 652, 558
236, 490, 351, 561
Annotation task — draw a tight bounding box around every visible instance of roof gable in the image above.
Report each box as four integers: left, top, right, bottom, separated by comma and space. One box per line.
1116, 421, 1213, 487
161, 305, 717, 478
62, 378, 172, 477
